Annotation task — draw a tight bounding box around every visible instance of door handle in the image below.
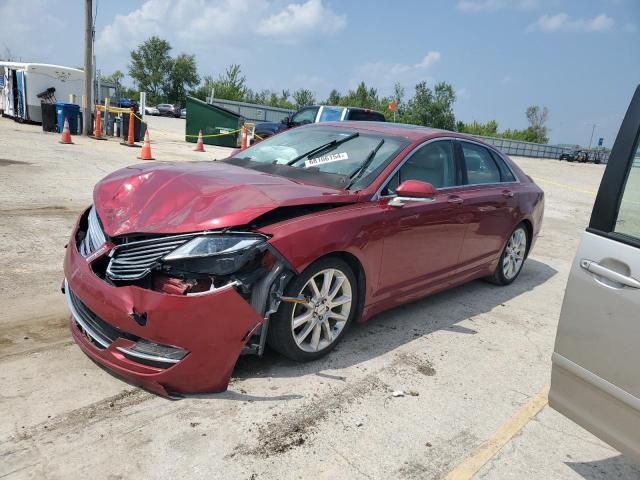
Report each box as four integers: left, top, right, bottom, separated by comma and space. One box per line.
447, 195, 463, 205
580, 259, 640, 289
502, 189, 514, 198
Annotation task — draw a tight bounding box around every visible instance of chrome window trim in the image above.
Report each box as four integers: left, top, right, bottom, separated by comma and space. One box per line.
373, 136, 520, 200
458, 138, 520, 185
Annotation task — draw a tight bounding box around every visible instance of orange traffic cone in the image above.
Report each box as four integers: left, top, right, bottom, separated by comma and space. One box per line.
121, 109, 139, 147
138, 129, 155, 160
240, 125, 248, 150
59, 117, 73, 144
91, 108, 107, 140
194, 130, 206, 152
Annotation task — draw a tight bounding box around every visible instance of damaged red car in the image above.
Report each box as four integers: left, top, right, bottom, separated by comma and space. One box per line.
63, 122, 544, 397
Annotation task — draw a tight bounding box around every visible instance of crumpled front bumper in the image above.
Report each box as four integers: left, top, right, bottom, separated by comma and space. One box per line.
63, 218, 263, 397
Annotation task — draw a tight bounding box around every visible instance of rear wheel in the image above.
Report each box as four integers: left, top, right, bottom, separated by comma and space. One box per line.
267, 257, 357, 362
487, 224, 529, 285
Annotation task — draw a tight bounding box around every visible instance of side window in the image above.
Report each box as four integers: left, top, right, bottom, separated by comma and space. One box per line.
614, 143, 640, 239
291, 107, 318, 126
347, 110, 385, 121
399, 141, 456, 189
461, 142, 502, 185
318, 107, 345, 122
490, 150, 516, 182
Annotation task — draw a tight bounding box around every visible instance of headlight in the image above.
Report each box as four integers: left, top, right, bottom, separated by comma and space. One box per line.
164, 235, 264, 260
162, 234, 267, 275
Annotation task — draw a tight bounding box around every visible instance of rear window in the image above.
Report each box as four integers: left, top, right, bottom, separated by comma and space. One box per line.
347, 110, 386, 122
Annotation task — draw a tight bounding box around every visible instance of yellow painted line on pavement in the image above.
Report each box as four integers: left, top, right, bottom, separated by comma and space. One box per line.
532, 176, 597, 195
443, 384, 550, 480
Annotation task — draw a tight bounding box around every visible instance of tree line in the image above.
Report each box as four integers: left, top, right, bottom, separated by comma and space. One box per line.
106, 36, 549, 144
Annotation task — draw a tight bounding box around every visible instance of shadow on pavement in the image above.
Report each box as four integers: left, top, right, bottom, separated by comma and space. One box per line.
566, 454, 640, 479
233, 258, 557, 381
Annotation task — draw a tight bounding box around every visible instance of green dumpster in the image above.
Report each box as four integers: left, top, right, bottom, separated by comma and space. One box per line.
185, 96, 244, 148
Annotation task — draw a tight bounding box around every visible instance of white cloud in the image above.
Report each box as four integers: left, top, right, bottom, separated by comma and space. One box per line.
457, 0, 538, 13
256, 0, 346, 39
501, 75, 512, 85
527, 13, 615, 33
353, 52, 441, 91
623, 22, 637, 33
96, 0, 345, 54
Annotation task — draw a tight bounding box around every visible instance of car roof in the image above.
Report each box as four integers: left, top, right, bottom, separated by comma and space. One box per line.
308, 121, 478, 143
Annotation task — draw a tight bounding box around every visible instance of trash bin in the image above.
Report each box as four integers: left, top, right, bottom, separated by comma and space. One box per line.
41, 103, 57, 132
121, 113, 145, 142
185, 96, 244, 148
55, 102, 81, 134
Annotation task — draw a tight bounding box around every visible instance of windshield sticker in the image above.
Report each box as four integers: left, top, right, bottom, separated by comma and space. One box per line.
305, 152, 349, 168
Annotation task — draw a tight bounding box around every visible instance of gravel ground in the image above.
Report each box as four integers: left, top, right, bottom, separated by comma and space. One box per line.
1, 116, 638, 479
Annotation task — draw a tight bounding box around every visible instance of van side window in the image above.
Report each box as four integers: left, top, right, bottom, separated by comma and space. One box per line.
614, 143, 640, 239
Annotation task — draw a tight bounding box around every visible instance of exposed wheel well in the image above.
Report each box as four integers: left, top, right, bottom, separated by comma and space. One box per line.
519, 219, 533, 258
311, 252, 366, 322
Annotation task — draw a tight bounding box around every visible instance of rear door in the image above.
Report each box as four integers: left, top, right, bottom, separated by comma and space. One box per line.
455, 140, 519, 270
550, 85, 640, 462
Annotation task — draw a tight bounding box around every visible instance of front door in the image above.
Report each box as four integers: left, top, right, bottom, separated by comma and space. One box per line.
377, 140, 467, 299
550, 85, 640, 462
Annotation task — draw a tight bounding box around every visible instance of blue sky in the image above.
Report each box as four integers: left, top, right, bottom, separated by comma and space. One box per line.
1, 0, 638, 146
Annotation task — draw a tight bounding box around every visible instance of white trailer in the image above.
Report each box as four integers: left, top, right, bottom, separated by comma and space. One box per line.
0, 62, 84, 123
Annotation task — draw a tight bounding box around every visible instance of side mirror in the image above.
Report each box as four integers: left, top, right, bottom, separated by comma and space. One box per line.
389, 180, 437, 207
281, 116, 291, 126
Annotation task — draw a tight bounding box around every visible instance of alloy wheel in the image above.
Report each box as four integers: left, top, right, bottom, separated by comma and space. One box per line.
503, 227, 527, 280
291, 268, 352, 353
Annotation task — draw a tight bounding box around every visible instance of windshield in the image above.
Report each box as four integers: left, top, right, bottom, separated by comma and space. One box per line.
228, 126, 408, 190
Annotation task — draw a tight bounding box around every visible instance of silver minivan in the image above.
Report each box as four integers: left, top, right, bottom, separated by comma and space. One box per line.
550, 85, 640, 462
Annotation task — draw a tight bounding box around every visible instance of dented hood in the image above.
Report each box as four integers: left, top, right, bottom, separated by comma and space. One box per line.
94, 160, 354, 237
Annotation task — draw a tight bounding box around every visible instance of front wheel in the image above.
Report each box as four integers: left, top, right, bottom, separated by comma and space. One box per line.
267, 257, 357, 362
487, 224, 529, 285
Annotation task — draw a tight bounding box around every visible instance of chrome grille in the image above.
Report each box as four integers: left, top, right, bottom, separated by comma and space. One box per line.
106, 233, 197, 280
79, 207, 107, 257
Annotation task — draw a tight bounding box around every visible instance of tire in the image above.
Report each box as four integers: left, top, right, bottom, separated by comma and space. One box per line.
267, 257, 358, 362
486, 223, 529, 286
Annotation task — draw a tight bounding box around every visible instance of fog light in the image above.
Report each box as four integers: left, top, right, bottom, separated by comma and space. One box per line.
117, 340, 188, 364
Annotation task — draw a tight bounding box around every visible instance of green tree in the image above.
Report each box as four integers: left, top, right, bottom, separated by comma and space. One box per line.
404, 81, 456, 129
525, 105, 549, 143
167, 53, 199, 106
293, 88, 316, 108
326, 89, 341, 105
213, 64, 247, 101
100, 70, 125, 86
128, 36, 173, 104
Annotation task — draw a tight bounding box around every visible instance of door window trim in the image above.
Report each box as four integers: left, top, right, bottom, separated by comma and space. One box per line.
457, 139, 519, 186
588, 85, 640, 241
374, 137, 519, 200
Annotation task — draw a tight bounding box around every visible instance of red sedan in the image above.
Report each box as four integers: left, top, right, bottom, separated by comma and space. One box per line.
63, 122, 544, 397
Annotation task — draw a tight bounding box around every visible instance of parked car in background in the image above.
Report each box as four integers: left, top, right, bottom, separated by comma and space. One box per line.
114, 98, 138, 112
62, 121, 543, 396
550, 85, 640, 463
156, 103, 181, 117
144, 106, 159, 116
559, 149, 589, 162
180, 108, 186, 119
255, 105, 386, 140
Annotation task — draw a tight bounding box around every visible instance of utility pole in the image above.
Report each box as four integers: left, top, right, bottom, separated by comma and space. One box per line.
588, 123, 598, 150
84, 0, 93, 135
